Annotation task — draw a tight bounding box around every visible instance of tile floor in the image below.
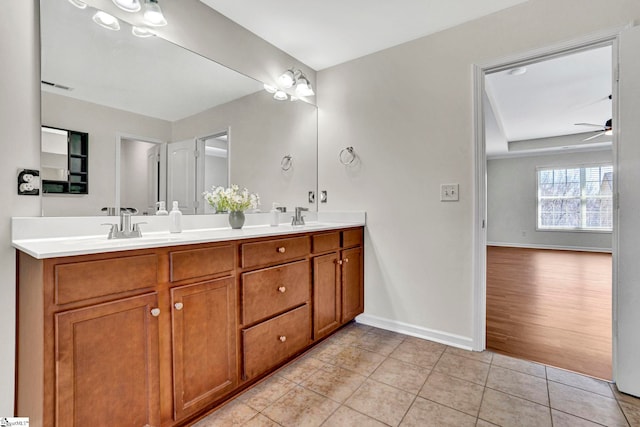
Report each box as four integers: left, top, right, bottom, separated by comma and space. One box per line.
192, 323, 640, 427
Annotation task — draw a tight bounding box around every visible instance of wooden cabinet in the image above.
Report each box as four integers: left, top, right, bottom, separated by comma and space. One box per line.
55, 293, 161, 427
16, 227, 363, 427
170, 277, 237, 420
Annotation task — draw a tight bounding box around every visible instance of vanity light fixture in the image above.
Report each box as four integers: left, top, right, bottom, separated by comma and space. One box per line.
68, 0, 87, 9
270, 68, 315, 100
263, 84, 278, 94
273, 90, 288, 101
278, 69, 296, 88
113, 0, 141, 12
92, 11, 121, 31
143, 0, 168, 26
295, 75, 314, 97
132, 26, 154, 37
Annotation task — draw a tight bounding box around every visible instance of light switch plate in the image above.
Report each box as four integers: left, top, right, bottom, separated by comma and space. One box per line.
440, 184, 459, 201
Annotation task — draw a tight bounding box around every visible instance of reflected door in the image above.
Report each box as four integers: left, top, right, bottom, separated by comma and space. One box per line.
168, 139, 197, 214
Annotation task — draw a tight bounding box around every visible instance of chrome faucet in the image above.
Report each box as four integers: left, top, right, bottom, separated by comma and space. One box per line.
292, 207, 309, 226
102, 211, 145, 239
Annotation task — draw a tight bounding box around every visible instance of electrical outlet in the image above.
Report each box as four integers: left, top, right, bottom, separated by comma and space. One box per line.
440, 184, 459, 202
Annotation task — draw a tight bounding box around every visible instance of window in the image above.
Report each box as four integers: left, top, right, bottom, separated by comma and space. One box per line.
537, 165, 613, 231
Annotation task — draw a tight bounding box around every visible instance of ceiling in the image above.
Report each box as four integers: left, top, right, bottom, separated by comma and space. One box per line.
199, 0, 530, 71
485, 45, 612, 157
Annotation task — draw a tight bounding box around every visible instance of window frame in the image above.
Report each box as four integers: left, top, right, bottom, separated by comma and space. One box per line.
535, 163, 613, 233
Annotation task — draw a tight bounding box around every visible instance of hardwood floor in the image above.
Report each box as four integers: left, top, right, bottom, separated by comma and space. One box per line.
486, 246, 612, 380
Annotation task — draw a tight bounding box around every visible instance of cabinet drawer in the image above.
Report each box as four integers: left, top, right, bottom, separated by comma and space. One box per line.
170, 244, 234, 282
242, 304, 311, 379
54, 254, 158, 305
241, 260, 310, 325
241, 236, 310, 269
312, 232, 341, 254
342, 228, 363, 248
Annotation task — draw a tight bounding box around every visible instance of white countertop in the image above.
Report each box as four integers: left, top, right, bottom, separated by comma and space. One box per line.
12, 212, 365, 259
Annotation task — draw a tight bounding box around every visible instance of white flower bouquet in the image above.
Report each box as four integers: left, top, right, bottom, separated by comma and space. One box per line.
203, 184, 260, 213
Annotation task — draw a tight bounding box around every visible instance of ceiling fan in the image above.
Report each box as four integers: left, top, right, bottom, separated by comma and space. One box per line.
575, 118, 613, 141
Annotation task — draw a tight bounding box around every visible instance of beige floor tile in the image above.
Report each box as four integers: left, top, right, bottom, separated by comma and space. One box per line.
325, 345, 386, 376
320, 405, 388, 427
399, 397, 476, 427
301, 364, 367, 403
308, 342, 346, 362
345, 379, 415, 426
491, 353, 546, 378
546, 366, 614, 397
611, 383, 640, 408
243, 413, 282, 427
262, 386, 340, 427
192, 400, 257, 426
238, 376, 297, 412
389, 338, 446, 369
486, 365, 549, 406
444, 346, 493, 364
366, 327, 407, 341
551, 409, 605, 427
479, 388, 552, 427
352, 331, 404, 356
620, 401, 640, 427
370, 357, 431, 394
433, 353, 490, 386
419, 371, 484, 417
475, 420, 499, 426
548, 381, 628, 426
277, 356, 325, 384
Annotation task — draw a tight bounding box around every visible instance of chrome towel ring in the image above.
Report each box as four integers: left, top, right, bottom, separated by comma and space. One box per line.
281, 154, 293, 171
339, 147, 356, 165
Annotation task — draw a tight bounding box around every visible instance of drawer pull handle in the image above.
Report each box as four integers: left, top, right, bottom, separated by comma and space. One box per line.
277, 247, 286, 253
278, 286, 287, 293
174, 302, 184, 310
279, 335, 287, 343
150, 308, 161, 317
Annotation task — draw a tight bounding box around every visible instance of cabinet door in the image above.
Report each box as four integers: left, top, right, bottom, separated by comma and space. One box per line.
313, 252, 341, 339
171, 277, 237, 420
342, 247, 364, 323
55, 293, 160, 427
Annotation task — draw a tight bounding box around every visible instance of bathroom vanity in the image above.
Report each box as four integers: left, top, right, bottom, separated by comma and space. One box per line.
14, 220, 364, 427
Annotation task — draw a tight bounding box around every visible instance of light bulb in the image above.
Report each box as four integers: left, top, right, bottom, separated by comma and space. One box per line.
295, 77, 314, 97
278, 69, 295, 88
263, 84, 277, 94
92, 11, 120, 31
273, 90, 288, 101
68, 0, 87, 9
112, 0, 141, 12
132, 26, 155, 38
143, 0, 168, 26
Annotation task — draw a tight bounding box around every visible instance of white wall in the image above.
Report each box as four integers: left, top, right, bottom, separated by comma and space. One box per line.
173, 91, 318, 213
488, 149, 613, 250
41, 92, 171, 216
0, 0, 41, 415
317, 0, 640, 344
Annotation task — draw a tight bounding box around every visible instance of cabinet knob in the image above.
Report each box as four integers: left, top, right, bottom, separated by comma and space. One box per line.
279, 335, 287, 343
337, 260, 343, 265
344, 258, 349, 263
277, 247, 286, 253
150, 308, 161, 317
278, 286, 287, 293
174, 302, 184, 310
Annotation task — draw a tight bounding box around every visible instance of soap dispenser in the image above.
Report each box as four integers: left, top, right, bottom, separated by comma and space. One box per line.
155, 201, 168, 215
169, 201, 182, 233
270, 203, 280, 227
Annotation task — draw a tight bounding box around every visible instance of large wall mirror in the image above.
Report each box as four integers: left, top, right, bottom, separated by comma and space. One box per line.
40, 0, 318, 216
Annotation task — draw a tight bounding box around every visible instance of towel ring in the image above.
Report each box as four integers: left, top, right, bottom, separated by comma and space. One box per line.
339, 147, 356, 165
281, 154, 293, 171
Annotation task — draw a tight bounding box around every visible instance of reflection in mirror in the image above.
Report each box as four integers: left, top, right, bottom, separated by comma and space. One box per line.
202, 132, 230, 214
41, 127, 68, 182
40, 0, 318, 216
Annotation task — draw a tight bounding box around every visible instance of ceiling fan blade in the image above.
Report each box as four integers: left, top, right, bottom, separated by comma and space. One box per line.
582, 132, 605, 142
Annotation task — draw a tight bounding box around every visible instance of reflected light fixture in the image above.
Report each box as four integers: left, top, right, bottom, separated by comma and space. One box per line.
508, 66, 527, 76
113, 0, 141, 12
68, 0, 87, 9
92, 11, 121, 31
273, 90, 288, 101
295, 75, 314, 97
132, 26, 154, 38
143, 0, 168, 26
263, 84, 278, 94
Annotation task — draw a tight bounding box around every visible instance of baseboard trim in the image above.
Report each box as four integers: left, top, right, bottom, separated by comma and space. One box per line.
487, 242, 612, 253
355, 313, 474, 350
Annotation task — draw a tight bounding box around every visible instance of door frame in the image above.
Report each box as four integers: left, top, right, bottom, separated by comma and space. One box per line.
472, 27, 628, 380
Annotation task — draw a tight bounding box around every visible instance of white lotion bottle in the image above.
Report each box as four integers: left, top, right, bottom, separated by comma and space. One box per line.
270, 202, 280, 227
169, 201, 182, 233
156, 201, 168, 215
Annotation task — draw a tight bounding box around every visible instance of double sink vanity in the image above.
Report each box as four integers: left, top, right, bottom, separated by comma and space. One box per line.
13, 213, 365, 426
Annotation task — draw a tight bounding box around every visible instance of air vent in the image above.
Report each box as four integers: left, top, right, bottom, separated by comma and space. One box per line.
41, 80, 73, 91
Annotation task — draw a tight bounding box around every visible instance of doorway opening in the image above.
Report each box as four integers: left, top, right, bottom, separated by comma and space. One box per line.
474, 39, 617, 380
